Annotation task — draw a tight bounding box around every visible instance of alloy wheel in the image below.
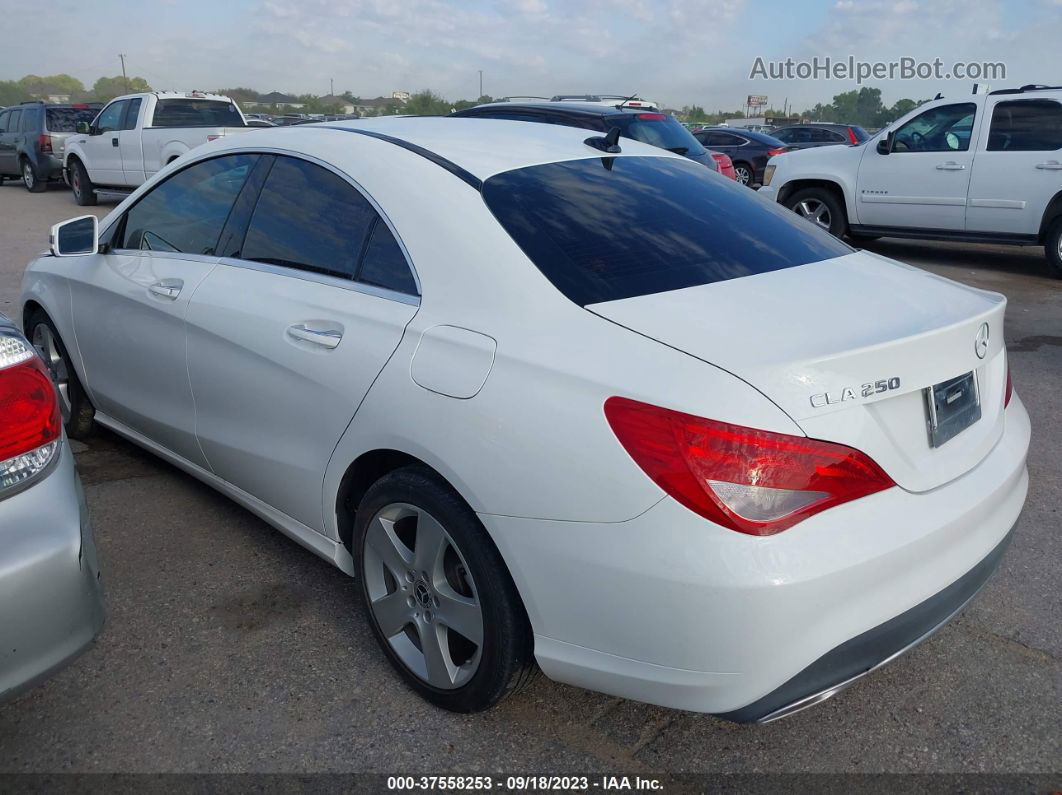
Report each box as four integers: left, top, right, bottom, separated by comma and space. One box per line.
31, 324, 71, 421
22, 162, 34, 190
795, 199, 832, 231
735, 166, 751, 185
362, 502, 484, 690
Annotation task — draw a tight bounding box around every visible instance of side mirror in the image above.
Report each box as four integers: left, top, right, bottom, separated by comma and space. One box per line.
50, 215, 99, 257
876, 132, 894, 155
75, 121, 91, 135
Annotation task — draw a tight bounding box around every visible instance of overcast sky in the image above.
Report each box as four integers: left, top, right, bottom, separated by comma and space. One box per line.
2, 0, 1057, 109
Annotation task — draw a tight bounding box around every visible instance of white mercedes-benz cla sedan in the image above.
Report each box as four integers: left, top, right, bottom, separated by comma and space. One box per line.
20, 117, 1030, 722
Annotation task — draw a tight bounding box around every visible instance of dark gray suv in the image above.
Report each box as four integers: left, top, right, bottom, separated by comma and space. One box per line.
0, 102, 101, 192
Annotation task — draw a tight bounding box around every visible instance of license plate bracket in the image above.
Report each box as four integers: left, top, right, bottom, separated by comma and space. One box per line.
925, 371, 981, 448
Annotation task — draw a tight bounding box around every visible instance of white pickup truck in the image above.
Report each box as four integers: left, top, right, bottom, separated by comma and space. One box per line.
759, 84, 1062, 278
64, 91, 250, 205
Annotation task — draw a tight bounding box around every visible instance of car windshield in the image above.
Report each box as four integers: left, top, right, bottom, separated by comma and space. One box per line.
45, 107, 98, 132
618, 116, 707, 156
484, 156, 852, 306
152, 99, 245, 128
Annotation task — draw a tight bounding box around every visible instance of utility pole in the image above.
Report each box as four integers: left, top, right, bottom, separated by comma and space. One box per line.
330, 77, 334, 97
118, 54, 129, 92
478, 70, 483, 99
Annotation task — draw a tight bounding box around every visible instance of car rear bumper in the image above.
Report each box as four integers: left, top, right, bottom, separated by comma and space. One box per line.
717, 527, 1011, 722
482, 395, 1030, 717
0, 444, 104, 703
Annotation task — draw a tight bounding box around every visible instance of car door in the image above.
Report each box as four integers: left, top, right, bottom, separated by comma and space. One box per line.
966, 97, 1062, 236
185, 154, 419, 532
82, 99, 127, 185
67, 152, 258, 466
855, 102, 978, 230
118, 98, 144, 186
0, 109, 22, 175
0, 110, 13, 174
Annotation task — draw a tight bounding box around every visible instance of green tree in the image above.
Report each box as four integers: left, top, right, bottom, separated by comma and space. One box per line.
18, 73, 84, 98
93, 75, 151, 102
403, 90, 452, 116
0, 80, 31, 106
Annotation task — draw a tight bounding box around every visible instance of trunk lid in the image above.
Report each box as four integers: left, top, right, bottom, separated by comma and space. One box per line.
588, 251, 1008, 492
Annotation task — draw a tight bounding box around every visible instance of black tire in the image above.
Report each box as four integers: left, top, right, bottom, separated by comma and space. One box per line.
1045, 217, 1062, 280
68, 158, 98, 206
354, 465, 537, 712
24, 310, 96, 439
786, 187, 847, 238
21, 158, 46, 193
732, 161, 754, 186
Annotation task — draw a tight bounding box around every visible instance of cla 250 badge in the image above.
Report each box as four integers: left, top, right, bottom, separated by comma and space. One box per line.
810, 377, 901, 408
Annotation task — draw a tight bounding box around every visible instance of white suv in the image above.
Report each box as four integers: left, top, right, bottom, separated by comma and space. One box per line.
759, 85, 1062, 278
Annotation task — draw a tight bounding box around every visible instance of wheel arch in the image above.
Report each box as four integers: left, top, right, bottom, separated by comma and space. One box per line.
333, 446, 536, 624
777, 178, 853, 228
1038, 190, 1062, 243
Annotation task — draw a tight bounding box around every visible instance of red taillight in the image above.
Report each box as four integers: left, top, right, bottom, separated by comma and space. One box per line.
0, 356, 61, 462
637, 113, 667, 120
1004, 362, 1013, 408
767, 148, 787, 157
847, 127, 859, 145
38, 134, 52, 153
604, 397, 895, 536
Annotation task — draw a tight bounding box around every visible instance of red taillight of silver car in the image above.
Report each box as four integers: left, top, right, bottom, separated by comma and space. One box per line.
605, 397, 896, 536
0, 335, 62, 494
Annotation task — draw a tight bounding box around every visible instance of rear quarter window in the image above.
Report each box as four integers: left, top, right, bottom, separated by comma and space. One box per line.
483, 156, 852, 306
45, 107, 99, 132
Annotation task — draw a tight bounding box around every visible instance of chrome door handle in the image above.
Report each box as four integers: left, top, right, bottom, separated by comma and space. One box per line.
1035, 161, 1062, 170
287, 324, 342, 349
148, 279, 183, 300
935, 162, 966, 170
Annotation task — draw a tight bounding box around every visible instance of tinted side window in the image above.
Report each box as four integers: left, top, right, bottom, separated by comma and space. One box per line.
811, 128, 844, 142
988, 100, 1062, 152
893, 103, 976, 152
241, 157, 378, 279
357, 221, 417, 295
0, 111, 9, 133
772, 128, 795, 142
122, 98, 142, 130
95, 101, 127, 133
6, 110, 22, 133
45, 107, 98, 132
120, 154, 257, 254
484, 156, 852, 306
21, 107, 39, 132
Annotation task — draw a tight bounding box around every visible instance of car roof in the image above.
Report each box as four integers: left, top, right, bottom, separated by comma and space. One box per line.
212, 116, 684, 182
697, 127, 784, 144
462, 101, 652, 117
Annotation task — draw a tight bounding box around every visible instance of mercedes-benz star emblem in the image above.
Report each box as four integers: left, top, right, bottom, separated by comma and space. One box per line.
974, 322, 990, 359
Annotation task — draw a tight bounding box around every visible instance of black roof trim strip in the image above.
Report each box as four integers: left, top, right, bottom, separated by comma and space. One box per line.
327, 126, 482, 191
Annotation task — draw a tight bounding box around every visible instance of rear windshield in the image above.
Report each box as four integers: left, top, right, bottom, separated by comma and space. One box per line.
483, 156, 852, 305
618, 116, 706, 156
45, 107, 99, 132
849, 126, 870, 143
152, 99, 245, 128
